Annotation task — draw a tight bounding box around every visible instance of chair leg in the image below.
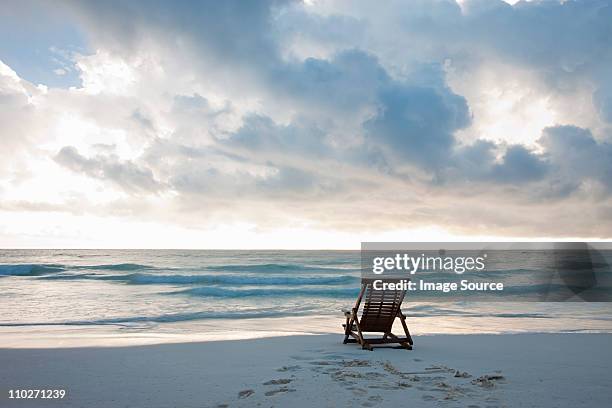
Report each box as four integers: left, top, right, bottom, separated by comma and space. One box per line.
343, 315, 353, 344
361, 342, 373, 351
353, 316, 372, 351
387, 332, 412, 350
399, 312, 414, 346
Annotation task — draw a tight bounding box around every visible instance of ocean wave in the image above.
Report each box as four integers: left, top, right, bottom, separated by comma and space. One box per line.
204, 263, 358, 273
72, 263, 156, 271
1, 262, 158, 277
128, 273, 358, 285
0, 308, 314, 327
34, 262, 358, 275
405, 310, 553, 319
40, 273, 359, 286
0, 264, 65, 276
170, 286, 359, 298
402, 304, 552, 318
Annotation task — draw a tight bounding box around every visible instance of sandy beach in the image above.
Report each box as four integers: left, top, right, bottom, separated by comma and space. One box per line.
2, 333, 611, 408
2, 0, 612, 406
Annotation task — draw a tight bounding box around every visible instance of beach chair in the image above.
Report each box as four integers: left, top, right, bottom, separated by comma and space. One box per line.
342, 279, 413, 350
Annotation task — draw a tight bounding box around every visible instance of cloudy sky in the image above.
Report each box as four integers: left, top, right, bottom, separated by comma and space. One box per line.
1, 0, 611, 248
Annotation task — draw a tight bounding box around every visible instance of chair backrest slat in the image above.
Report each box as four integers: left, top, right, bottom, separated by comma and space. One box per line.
357, 280, 406, 332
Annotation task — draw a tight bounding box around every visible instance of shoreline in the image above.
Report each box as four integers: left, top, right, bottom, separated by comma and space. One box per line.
2, 312, 612, 349
2, 333, 612, 407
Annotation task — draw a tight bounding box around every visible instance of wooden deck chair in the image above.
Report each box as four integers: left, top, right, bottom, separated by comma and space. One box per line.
342, 279, 413, 350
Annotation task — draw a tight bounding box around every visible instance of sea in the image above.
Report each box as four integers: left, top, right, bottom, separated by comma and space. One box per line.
2, 249, 612, 347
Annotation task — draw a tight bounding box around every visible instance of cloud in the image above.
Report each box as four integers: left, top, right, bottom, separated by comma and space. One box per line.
1, 0, 612, 246
224, 114, 329, 157
64, 0, 285, 86
364, 80, 471, 168
539, 125, 612, 192
490, 145, 547, 183
593, 83, 612, 124
271, 49, 388, 114
55, 146, 163, 193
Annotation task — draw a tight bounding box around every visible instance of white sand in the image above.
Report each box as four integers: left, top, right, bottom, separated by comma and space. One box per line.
1, 333, 612, 407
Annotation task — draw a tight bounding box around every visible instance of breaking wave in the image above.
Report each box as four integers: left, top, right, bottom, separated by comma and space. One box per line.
40, 273, 359, 286
0, 264, 65, 276
171, 286, 359, 298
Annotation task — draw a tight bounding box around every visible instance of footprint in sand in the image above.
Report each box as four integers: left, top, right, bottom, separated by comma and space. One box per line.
346, 386, 368, 396
277, 365, 301, 372
309, 361, 333, 366
422, 395, 437, 401
341, 359, 371, 367
263, 379, 293, 385
238, 389, 255, 399
330, 370, 364, 383
471, 374, 505, 389
369, 384, 402, 391
454, 370, 472, 378
398, 381, 412, 389
361, 395, 383, 407
381, 361, 401, 375
364, 371, 386, 379
264, 387, 296, 396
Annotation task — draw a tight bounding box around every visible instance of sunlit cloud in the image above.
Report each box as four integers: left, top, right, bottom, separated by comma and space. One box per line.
1, 0, 611, 248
